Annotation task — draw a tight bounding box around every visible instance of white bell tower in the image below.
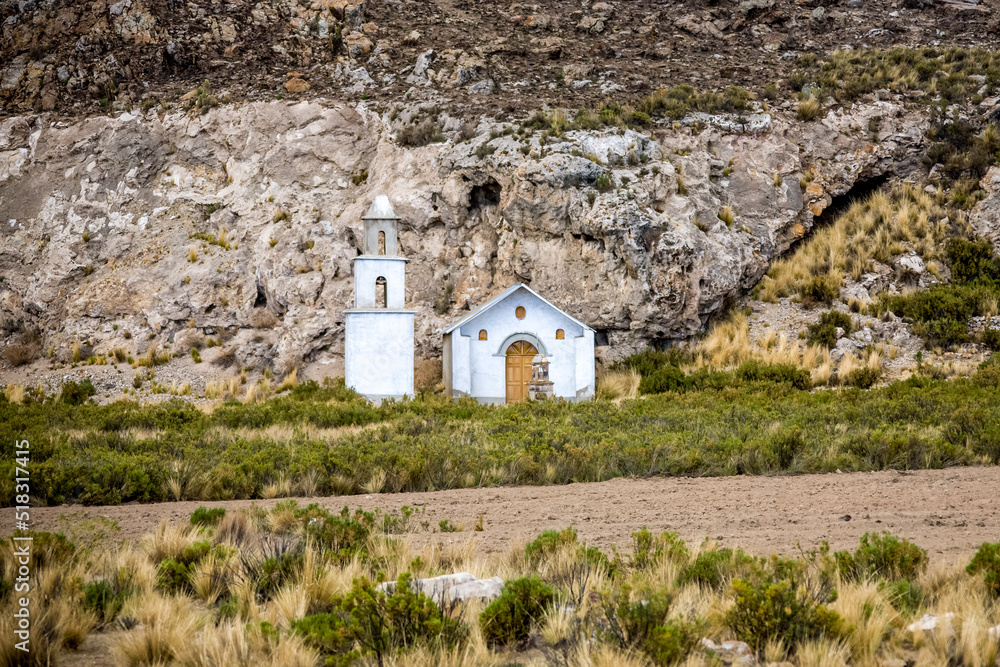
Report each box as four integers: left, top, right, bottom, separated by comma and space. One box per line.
344, 195, 415, 401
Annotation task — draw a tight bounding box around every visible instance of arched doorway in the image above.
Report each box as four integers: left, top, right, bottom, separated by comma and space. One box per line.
505, 340, 537, 404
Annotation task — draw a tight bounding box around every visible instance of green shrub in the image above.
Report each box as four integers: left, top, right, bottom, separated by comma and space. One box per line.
981, 328, 1000, 351
885, 578, 923, 615
60, 379, 96, 405
294, 573, 461, 665
679, 548, 755, 589
771, 428, 806, 469
835, 532, 927, 582
291, 612, 357, 666
881, 247, 1000, 346
967, 542, 1000, 598
16, 531, 76, 569
736, 362, 811, 390
947, 236, 1000, 286
639, 366, 691, 395
190, 506, 226, 526
807, 310, 854, 348
84, 578, 132, 627
525, 527, 613, 574
913, 318, 970, 349
306, 506, 376, 564
800, 275, 840, 305
251, 550, 304, 602
612, 348, 690, 377
156, 540, 224, 593
595, 172, 613, 192
525, 528, 579, 564
479, 575, 554, 646
726, 577, 842, 652
602, 584, 698, 665
975, 355, 1000, 388
157, 557, 195, 594
629, 529, 689, 570
844, 366, 882, 389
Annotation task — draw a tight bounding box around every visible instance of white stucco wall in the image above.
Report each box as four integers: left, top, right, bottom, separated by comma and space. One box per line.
576, 329, 596, 399
353, 258, 406, 308
345, 310, 414, 401
449, 332, 471, 397
444, 287, 594, 403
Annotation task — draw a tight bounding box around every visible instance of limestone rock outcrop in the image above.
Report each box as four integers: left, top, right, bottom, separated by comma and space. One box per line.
0, 99, 928, 375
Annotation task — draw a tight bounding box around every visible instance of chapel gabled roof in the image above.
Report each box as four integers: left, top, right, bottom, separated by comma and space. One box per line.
440, 282, 594, 335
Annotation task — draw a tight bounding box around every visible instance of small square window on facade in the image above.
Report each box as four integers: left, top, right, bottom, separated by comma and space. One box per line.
479, 329, 488, 340
515, 306, 526, 319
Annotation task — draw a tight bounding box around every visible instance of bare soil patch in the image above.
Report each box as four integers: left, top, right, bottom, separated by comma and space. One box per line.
15, 467, 1000, 562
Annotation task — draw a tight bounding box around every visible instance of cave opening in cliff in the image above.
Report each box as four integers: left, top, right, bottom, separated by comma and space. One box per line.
811, 173, 891, 229
253, 284, 267, 308
469, 179, 501, 210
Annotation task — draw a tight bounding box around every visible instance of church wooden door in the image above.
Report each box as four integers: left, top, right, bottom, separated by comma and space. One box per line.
505, 341, 537, 403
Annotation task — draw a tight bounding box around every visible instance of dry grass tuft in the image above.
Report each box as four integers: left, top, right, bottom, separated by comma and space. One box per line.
832, 578, 898, 663
243, 378, 272, 404
797, 97, 822, 121
794, 637, 850, 666
595, 367, 640, 401
276, 367, 298, 392
761, 185, 955, 303
116, 593, 207, 666
262, 473, 291, 500
4, 383, 25, 404
363, 467, 388, 494
688, 311, 830, 374
143, 519, 204, 563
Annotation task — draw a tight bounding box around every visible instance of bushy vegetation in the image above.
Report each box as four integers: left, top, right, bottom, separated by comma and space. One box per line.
878, 236, 1000, 349
835, 532, 928, 582
479, 575, 554, 646
807, 310, 854, 349
967, 541, 1000, 598
4, 507, 1000, 666
190, 506, 226, 527
293, 572, 464, 666
519, 84, 754, 135
727, 575, 842, 652
793, 47, 1000, 107
8, 363, 1000, 506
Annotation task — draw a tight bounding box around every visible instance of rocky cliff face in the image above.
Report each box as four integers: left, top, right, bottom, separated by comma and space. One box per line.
0, 98, 930, 379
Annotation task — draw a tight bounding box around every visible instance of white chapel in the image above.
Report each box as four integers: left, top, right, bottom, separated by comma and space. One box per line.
441, 283, 596, 404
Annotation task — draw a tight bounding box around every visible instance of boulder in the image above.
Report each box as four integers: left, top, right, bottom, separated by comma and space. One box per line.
284, 78, 311, 93
907, 612, 956, 640
701, 638, 756, 666
895, 252, 925, 276
377, 573, 504, 603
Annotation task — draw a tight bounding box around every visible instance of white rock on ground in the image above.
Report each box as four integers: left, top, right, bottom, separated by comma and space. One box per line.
700, 638, 756, 666
377, 572, 504, 603
907, 612, 956, 640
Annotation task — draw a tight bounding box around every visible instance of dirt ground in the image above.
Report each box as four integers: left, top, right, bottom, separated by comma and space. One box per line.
14, 467, 1000, 562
